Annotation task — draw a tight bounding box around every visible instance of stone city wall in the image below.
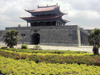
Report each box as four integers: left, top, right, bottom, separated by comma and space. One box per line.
80, 28, 89, 46
30, 25, 81, 46
6, 27, 30, 44
5, 25, 89, 46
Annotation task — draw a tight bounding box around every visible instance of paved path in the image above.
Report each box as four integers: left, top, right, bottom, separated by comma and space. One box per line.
0, 42, 96, 53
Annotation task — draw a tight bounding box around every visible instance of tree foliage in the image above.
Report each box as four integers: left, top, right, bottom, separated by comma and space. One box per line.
3, 30, 20, 48
18, 24, 21, 27
88, 28, 100, 46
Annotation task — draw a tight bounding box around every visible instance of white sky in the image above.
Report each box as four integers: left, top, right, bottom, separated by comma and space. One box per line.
0, 0, 100, 30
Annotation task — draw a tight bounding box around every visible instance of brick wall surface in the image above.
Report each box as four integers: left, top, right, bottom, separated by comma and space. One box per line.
5, 25, 89, 46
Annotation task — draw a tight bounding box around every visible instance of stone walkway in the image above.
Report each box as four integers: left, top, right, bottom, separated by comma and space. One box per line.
0, 42, 96, 53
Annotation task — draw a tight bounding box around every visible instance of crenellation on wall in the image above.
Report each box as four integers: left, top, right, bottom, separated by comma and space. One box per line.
30, 25, 78, 29
6, 27, 30, 30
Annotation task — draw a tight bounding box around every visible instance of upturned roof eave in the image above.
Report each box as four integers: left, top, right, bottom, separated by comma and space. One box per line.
20, 15, 62, 21
25, 6, 58, 13
62, 19, 70, 23
25, 9, 55, 14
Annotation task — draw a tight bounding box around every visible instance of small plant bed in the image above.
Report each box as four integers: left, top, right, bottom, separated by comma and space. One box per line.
1, 48, 88, 54
0, 50, 100, 66
0, 56, 100, 75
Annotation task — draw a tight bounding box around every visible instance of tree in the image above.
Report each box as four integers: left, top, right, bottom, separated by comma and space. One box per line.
3, 30, 20, 48
18, 24, 21, 27
88, 28, 100, 46
88, 28, 100, 55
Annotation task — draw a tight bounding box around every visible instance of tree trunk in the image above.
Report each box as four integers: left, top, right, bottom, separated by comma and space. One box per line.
93, 46, 99, 55
10, 45, 14, 48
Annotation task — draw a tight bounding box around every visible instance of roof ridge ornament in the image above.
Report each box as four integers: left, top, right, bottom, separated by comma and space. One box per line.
37, 4, 58, 8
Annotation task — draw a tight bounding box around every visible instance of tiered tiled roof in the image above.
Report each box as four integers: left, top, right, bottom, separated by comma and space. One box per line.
20, 4, 70, 25
20, 14, 69, 23
20, 15, 61, 20
25, 4, 66, 15
25, 5, 58, 12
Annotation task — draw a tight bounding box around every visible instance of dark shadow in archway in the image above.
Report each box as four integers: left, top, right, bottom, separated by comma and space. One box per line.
31, 33, 40, 45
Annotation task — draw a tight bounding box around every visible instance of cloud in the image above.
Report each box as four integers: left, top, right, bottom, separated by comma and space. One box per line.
66, 0, 100, 11
0, 0, 100, 30
67, 10, 100, 19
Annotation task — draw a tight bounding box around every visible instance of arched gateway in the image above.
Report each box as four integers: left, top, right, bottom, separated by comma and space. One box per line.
31, 33, 40, 45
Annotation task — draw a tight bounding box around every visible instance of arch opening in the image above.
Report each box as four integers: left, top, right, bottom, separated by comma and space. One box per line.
31, 33, 40, 45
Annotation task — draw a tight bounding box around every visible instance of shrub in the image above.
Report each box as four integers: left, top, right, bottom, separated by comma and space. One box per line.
33, 45, 42, 50
0, 48, 88, 54
1, 47, 8, 49
0, 49, 100, 66
21, 44, 28, 49
1, 55, 100, 75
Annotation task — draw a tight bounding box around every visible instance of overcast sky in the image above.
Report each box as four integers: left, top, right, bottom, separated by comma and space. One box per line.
0, 0, 100, 30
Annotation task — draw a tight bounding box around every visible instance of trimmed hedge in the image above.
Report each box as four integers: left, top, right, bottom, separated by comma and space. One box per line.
0, 50, 100, 66
0, 48, 88, 54
1, 56, 100, 75
33, 45, 42, 50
